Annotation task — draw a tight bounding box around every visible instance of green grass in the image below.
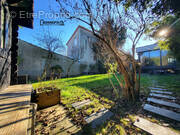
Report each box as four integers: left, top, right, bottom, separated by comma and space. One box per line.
33, 73, 180, 134
33, 74, 121, 104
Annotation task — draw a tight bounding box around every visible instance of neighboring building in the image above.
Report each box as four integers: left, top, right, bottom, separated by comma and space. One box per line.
66, 25, 98, 72
136, 43, 179, 73
17, 26, 101, 81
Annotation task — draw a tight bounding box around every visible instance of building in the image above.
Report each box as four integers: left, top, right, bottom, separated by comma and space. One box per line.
66, 25, 98, 73
0, 0, 33, 90
136, 43, 179, 73
17, 40, 82, 80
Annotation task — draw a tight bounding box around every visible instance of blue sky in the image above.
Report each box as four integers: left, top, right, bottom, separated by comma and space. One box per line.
18, 0, 157, 57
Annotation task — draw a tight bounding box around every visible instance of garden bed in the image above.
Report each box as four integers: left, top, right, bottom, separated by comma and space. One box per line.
33, 86, 61, 109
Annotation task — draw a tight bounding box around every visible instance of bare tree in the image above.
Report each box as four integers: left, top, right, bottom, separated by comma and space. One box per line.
56, 0, 156, 101
34, 29, 65, 80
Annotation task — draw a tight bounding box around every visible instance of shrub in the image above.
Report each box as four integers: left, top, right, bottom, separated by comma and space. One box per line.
50, 65, 63, 79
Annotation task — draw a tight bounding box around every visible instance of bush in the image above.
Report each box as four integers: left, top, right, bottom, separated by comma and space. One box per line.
50, 65, 63, 79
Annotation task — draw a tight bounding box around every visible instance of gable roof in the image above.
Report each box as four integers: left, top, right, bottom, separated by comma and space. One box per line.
66, 25, 93, 46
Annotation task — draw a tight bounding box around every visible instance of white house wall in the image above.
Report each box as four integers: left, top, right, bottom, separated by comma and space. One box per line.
79, 28, 97, 65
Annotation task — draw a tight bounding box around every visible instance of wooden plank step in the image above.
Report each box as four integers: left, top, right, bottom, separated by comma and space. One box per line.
71, 99, 92, 109
143, 104, 180, 122
152, 86, 165, 88
147, 98, 180, 109
149, 87, 167, 91
150, 93, 176, 100
151, 90, 172, 95
84, 108, 113, 128
134, 116, 179, 135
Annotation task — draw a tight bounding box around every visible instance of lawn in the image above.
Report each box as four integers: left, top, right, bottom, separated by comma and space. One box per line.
33, 74, 180, 134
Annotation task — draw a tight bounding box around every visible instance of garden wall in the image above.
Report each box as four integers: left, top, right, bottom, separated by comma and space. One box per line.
17, 40, 84, 81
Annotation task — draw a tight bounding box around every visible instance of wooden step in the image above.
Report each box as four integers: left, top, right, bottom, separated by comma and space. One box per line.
71, 99, 92, 109
150, 93, 176, 100
143, 104, 180, 122
147, 98, 180, 109
134, 116, 179, 135
149, 87, 167, 91
151, 90, 172, 95
84, 108, 113, 128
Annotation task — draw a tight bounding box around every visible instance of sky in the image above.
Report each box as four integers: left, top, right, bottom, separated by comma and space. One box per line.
18, 0, 157, 58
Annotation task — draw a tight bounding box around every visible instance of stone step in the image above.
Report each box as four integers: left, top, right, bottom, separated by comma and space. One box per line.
84, 108, 113, 128
71, 99, 92, 109
153, 86, 165, 88
150, 93, 176, 100
143, 104, 180, 122
147, 98, 180, 109
151, 90, 173, 95
149, 87, 167, 91
134, 116, 179, 135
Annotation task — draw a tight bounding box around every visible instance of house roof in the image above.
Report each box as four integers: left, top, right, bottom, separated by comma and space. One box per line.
66, 25, 93, 46
136, 43, 160, 53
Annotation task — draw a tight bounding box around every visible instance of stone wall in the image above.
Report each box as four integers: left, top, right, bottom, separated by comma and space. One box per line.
17, 40, 82, 81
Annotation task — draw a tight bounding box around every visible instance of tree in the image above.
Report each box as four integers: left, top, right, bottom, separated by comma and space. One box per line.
124, 0, 180, 61
92, 17, 126, 70
120, 0, 180, 16
56, 0, 155, 101
146, 15, 180, 61
34, 29, 65, 80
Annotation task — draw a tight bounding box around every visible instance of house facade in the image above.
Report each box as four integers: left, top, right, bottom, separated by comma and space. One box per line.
136, 43, 179, 73
66, 25, 98, 73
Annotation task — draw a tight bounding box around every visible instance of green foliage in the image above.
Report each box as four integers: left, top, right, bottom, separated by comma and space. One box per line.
121, 0, 180, 16
158, 39, 170, 50
50, 65, 63, 73
146, 15, 180, 61
106, 62, 118, 73
50, 65, 64, 79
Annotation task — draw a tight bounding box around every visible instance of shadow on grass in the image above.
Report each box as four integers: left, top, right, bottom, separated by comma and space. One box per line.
68, 77, 119, 101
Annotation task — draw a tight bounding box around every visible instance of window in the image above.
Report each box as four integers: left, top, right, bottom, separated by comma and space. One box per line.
84, 38, 87, 50
74, 36, 77, 46
149, 50, 160, 66
141, 50, 161, 66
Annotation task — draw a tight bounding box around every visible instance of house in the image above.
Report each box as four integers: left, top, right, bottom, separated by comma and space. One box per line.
136, 43, 179, 73
66, 25, 98, 73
